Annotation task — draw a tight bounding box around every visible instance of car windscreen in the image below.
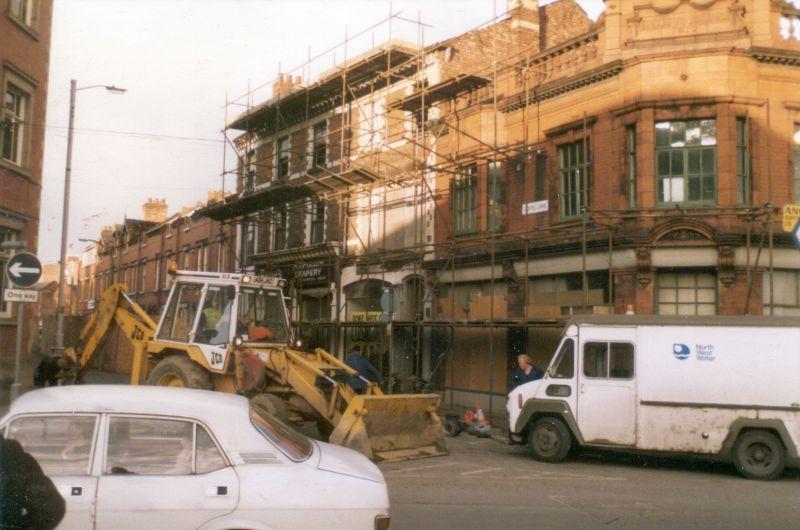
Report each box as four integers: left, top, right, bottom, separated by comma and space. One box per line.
237, 288, 289, 343
249, 405, 313, 462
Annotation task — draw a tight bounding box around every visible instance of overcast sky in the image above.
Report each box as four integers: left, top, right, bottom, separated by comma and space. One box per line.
39, 0, 605, 263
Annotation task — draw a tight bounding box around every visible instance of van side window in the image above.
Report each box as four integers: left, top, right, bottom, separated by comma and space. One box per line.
583, 342, 634, 379
551, 339, 574, 378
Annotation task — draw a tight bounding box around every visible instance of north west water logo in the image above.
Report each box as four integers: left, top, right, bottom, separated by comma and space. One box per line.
673, 344, 691, 360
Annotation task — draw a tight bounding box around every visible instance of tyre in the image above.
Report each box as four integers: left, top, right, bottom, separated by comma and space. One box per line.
528, 417, 571, 463
444, 416, 462, 437
147, 355, 212, 389
732, 430, 786, 480
251, 393, 288, 424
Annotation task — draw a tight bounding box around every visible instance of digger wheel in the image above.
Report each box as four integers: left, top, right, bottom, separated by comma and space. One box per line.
147, 356, 212, 389
250, 394, 288, 424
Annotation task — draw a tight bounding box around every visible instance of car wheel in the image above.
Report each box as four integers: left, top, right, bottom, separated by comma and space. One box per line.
251, 393, 288, 423
732, 430, 786, 480
147, 355, 212, 389
528, 417, 571, 463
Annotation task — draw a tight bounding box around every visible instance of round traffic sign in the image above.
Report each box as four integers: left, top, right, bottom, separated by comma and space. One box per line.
6, 252, 42, 288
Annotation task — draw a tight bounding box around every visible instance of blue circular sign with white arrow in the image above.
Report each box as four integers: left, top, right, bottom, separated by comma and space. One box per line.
6, 252, 42, 288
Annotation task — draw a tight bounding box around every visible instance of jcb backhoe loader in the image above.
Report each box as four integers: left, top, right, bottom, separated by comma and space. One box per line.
50, 269, 448, 462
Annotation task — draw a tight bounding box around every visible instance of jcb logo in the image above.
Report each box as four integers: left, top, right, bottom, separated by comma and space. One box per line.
131, 325, 145, 341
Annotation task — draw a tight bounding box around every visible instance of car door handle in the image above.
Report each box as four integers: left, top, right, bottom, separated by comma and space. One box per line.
205, 486, 228, 496
70, 487, 83, 497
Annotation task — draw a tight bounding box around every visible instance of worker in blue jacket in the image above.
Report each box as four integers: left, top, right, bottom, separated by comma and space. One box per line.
345, 347, 384, 391
510, 354, 543, 390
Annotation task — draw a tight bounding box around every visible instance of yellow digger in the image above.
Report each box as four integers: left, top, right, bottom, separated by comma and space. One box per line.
51, 269, 447, 463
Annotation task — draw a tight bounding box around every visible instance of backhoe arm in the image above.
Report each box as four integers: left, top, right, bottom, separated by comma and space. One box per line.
68, 284, 157, 384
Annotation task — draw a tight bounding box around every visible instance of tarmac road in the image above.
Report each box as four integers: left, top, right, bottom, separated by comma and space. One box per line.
379, 434, 800, 530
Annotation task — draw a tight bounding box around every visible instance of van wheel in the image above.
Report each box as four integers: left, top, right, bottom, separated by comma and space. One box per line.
732, 430, 785, 480
528, 417, 571, 463
251, 394, 288, 424
147, 356, 211, 389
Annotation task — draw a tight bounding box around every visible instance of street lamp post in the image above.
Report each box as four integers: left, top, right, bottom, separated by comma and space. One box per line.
53, 81, 126, 355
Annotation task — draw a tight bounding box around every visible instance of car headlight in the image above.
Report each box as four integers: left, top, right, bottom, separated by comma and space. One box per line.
375, 515, 391, 530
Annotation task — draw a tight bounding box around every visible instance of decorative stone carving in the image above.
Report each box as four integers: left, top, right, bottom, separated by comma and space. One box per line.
636, 246, 652, 287
646, 0, 720, 14
717, 245, 736, 286
658, 228, 711, 242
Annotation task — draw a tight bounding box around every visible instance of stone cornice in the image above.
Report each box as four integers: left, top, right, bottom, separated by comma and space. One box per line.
500, 60, 623, 113
750, 46, 800, 66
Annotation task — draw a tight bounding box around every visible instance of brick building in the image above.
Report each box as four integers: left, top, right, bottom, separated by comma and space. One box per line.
79, 194, 237, 317
0, 0, 53, 357
204, 0, 800, 415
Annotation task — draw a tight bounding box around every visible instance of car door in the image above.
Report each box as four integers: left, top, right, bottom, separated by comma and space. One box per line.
193, 284, 236, 371
576, 338, 637, 446
94, 415, 238, 530
6, 414, 100, 530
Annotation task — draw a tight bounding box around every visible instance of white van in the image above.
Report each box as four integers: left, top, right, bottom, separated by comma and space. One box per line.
507, 315, 800, 480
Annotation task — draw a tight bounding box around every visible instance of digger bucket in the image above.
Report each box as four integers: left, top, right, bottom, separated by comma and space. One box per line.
328, 393, 449, 463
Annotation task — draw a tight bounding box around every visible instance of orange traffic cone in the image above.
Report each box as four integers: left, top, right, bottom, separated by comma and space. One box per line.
475, 402, 489, 426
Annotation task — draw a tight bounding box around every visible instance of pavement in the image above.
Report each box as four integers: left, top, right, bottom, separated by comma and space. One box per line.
380, 433, 800, 530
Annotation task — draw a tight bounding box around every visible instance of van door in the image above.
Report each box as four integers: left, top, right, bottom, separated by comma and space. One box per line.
576, 340, 636, 445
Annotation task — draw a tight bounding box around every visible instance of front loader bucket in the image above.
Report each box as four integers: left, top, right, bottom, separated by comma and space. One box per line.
329, 393, 449, 463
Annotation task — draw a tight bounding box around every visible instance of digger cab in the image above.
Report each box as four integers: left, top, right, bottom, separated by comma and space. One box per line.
152, 271, 293, 372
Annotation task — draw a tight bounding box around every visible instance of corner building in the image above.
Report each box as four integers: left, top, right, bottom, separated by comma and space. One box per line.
206, 0, 800, 418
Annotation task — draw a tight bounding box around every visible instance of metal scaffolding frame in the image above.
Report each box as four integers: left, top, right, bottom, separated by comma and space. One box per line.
211, 5, 782, 417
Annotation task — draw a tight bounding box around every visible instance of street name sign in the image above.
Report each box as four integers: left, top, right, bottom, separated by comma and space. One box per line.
3, 289, 38, 303
782, 203, 800, 232
5, 252, 42, 288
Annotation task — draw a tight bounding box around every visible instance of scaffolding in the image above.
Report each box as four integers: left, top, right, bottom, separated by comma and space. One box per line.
207, 5, 784, 419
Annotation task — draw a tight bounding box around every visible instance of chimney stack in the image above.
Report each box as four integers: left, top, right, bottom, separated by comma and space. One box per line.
142, 198, 168, 223
272, 73, 303, 99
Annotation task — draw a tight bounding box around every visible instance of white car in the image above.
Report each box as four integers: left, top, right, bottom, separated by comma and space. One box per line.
1, 385, 391, 530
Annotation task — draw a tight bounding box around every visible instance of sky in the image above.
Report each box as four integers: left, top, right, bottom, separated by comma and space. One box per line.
39, 0, 605, 263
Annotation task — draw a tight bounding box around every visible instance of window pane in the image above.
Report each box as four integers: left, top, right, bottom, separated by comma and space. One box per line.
655, 122, 670, 147
657, 151, 670, 176
688, 150, 701, 173
583, 342, 607, 378
106, 417, 194, 475
697, 304, 716, 315
700, 120, 717, 145
168, 283, 203, 342
670, 151, 683, 174
196, 285, 236, 346
658, 303, 677, 315
685, 121, 701, 146
669, 121, 686, 147
609, 343, 634, 378
551, 339, 574, 379
8, 416, 97, 476
688, 176, 701, 201
195, 426, 227, 474
677, 288, 696, 303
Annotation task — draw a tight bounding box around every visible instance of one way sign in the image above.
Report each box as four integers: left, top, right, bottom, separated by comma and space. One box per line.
6, 252, 42, 288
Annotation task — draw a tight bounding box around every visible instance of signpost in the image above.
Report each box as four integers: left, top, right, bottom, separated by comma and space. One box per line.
6, 252, 42, 287
3, 247, 41, 401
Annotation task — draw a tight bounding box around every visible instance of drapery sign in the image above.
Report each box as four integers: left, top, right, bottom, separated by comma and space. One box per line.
522, 200, 549, 215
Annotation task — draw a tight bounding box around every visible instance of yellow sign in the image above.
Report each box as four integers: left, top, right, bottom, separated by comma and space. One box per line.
783, 204, 800, 232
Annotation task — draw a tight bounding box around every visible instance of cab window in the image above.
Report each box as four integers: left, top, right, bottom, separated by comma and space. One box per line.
237, 288, 288, 343
196, 285, 235, 346
7, 415, 97, 476
550, 339, 574, 379
583, 342, 635, 379
105, 417, 227, 475
157, 283, 203, 342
